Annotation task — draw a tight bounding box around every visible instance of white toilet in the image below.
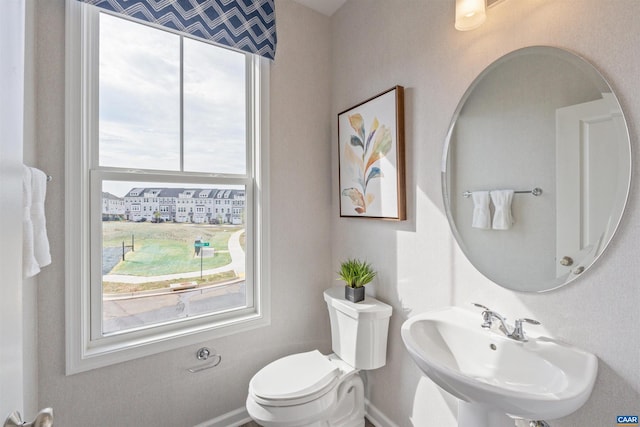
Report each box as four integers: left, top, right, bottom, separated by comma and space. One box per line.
246, 286, 392, 427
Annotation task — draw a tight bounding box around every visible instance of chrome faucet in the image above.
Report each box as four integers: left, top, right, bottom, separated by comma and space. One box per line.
472, 303, 540, 342
509, 318, 541, 341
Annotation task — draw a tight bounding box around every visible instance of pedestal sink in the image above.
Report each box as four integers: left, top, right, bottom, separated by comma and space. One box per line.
401, 307, 598, 426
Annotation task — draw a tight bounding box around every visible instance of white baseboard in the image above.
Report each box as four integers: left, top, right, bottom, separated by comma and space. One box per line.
195, 400, 397, 427
365, 399, 399, 427
193, 407, 252, 427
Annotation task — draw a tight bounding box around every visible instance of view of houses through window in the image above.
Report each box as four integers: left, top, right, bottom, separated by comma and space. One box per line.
96, 11, 251, 336
100, 182, 247, 335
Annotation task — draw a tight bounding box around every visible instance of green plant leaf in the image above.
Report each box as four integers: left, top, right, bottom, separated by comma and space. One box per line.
337, 258, 377, 288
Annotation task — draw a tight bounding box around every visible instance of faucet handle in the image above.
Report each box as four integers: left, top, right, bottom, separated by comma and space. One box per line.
510, 318, 541, 341
472, 303, 494, 328
517, 318, 541, 326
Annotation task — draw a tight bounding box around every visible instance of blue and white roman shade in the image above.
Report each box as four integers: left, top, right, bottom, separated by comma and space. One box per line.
77, 0, 277, 59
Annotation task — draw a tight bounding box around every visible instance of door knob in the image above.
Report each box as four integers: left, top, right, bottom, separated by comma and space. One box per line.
4, 408, 53, 427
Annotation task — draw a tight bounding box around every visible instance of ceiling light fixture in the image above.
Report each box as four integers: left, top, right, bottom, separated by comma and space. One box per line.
455, 0, 486, 31
455, 0, 506, 31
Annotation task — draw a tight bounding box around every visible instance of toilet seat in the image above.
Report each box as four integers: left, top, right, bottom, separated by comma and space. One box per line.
249, 350, 340, 407
247, 289, 391, 427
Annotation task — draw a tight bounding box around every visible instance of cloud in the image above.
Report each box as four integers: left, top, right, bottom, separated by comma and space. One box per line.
98, 13, 247, 175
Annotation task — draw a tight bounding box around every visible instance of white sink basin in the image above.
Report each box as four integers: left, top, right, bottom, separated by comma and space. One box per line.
401, 306, 598, 422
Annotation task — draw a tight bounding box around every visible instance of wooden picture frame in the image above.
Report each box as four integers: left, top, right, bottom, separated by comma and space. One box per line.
338, 86, 406, 220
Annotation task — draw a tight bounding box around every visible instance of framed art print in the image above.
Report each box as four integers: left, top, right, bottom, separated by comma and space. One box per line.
338, 85, 406, 220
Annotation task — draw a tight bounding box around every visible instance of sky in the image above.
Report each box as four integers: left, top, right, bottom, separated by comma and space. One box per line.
99, 12, 247, 195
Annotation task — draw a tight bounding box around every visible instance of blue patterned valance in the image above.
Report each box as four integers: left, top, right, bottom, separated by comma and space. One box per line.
78, 0, 277, 60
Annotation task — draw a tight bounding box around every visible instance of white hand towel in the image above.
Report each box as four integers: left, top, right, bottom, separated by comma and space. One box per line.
491, 190, 515, 230
30, 167, 51, 268
471, 191, 491, 229
23, 166, 40, 278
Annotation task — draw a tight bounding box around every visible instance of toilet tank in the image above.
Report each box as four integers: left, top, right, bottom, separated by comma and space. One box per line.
323, 287, 392, 370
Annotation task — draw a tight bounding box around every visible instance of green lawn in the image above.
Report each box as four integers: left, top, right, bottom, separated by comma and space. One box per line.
104, 222, 242, 276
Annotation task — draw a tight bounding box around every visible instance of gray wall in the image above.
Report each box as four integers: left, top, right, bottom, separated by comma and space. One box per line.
33, 1, 332, 426
29, 0, 640, 426
331, 1, 639, 426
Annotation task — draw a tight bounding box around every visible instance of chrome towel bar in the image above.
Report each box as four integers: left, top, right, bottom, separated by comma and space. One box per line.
463, 187, 542, 198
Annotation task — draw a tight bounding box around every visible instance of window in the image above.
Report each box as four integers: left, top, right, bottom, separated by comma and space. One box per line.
65, 0, 270, 374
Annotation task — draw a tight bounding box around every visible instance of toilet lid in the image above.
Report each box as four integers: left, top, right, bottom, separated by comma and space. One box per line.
250, 350, 340, 402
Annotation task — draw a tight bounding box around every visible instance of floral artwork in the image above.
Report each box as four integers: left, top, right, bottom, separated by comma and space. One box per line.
341, 114, 392, 214
338, 86, 405, 220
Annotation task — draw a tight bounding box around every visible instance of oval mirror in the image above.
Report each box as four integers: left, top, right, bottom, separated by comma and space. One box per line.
443, 46, 631, 292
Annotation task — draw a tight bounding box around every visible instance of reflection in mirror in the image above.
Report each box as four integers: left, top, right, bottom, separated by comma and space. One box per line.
443, 46, 631, 292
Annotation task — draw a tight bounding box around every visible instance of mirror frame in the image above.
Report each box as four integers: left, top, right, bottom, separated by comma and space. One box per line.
441, 46, 632, 292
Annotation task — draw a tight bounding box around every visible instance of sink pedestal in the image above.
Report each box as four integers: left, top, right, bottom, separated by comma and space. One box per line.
458, 401, 514, 427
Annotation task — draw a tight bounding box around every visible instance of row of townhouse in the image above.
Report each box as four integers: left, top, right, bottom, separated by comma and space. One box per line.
101, 188, 245, 225
102, 192, 126, 220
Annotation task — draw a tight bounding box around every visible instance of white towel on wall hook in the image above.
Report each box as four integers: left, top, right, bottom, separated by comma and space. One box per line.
23, 165, 51, 278
491, 189, 515, 230
23, 166, 40, 278
471, 191, 491, 229
30, 167, 52, 268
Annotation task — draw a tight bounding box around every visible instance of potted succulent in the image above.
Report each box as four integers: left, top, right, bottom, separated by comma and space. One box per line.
337, 258, 377, 303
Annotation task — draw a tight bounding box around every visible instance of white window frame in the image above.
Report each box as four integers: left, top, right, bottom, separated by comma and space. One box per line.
64, 0, 270, 374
